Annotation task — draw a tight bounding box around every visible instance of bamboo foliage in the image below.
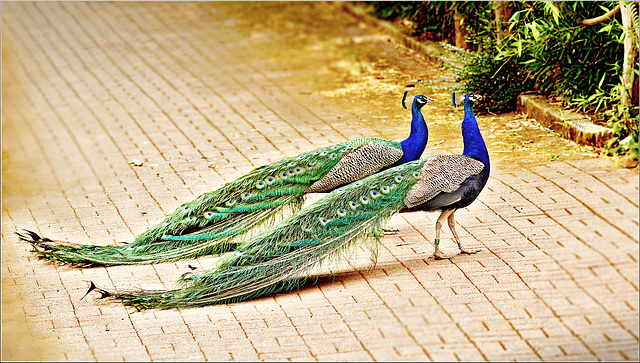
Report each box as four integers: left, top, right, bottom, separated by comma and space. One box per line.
368, 1, 637, 158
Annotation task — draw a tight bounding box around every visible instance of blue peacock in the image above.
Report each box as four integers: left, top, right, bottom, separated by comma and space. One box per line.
18, 93, 434, 266
92, 92, 490, 309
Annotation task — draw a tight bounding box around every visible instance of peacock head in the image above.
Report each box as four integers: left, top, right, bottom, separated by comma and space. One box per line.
452, 92, 482, 107
402, 91, 435, 110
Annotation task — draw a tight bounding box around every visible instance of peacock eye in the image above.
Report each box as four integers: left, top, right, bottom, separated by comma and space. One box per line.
319, 218, 329, 226
288, 162, 296, 167
395, 176, 403, 183
242, 193, 252, 199
295, 168, 303, 174
413, 172, 421, 179
360, 196, 369, 205
349, 201, 358, 210
204, 212, 215, 219
370, 190, 379, 198
329, 154, 337, 160
256, 180, 266, 189
225, 200, 236, 207
321, 151, 329, 156
381, 186, 390, 194
336, 209, 346, 216
266, 177, 275, 185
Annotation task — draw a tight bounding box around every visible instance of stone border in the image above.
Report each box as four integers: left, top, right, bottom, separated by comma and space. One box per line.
517, 94, 614, 148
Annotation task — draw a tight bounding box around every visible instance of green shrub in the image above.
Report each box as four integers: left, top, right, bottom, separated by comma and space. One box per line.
442, 42, 533, 113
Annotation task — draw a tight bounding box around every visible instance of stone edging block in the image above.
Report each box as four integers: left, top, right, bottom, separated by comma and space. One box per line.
517, 94, 614, 148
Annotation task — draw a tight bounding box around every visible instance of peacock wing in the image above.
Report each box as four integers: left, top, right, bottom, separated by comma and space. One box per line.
307, 142, 403, 193
403, 155, 485, 208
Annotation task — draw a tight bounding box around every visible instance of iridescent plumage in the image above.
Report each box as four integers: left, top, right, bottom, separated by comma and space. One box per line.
96, 93, 489, 309
19, 94, 434, 266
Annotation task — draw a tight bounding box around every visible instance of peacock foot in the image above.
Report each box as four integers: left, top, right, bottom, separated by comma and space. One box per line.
431, 250, 448, 260
383, 228, 400, 235
459, 247, 481, 255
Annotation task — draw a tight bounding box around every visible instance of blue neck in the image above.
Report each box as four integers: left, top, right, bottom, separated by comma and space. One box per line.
461, 100, 490, 173
398, 101, 428, 163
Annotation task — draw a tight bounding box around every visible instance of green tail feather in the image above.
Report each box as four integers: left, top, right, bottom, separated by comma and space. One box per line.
26, 138, 401, 266
105, 158, 430, 309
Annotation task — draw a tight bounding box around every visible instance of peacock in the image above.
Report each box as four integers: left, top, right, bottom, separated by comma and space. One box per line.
18, 93, 435, 266
91, 92, 489, 309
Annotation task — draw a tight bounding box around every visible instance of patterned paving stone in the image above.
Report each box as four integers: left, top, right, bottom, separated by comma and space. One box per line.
2, 2, 638, 361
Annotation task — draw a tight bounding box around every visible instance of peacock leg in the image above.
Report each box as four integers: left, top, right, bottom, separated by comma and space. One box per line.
432, 209, 455, 259
447, 211, 480, 255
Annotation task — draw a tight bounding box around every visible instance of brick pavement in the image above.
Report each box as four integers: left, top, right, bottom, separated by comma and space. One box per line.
2, 2, 638, 361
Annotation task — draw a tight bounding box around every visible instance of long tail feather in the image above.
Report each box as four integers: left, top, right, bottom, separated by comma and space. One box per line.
101, 159, 429, 309
24, 139, 390, 266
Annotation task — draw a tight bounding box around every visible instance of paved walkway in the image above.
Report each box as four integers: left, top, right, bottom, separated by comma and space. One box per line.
2, 2, 638, 361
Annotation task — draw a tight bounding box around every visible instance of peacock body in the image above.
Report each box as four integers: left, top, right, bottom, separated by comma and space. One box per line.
100, 92, 490, 309
20, 95, 434, 266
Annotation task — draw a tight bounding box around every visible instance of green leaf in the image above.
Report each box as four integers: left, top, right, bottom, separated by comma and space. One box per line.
509, 10, 521, 24
543, 2, 560, 26
598, 24, 613, 33
620, 135, 634, 147
529, 22, 540, 41
598, 73, 607, 88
